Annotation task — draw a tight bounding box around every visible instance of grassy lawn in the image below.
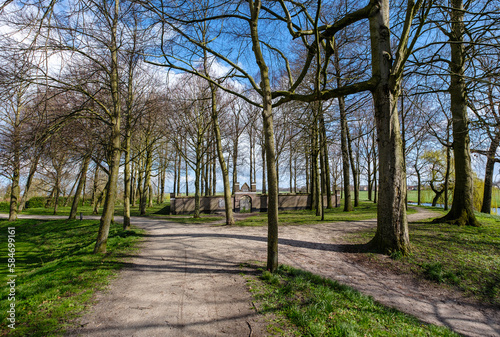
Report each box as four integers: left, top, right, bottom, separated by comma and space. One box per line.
348, 207, 500, 306
236, 200, 417, 226
148, 215, 224, 224
8, 202, 170, 218
247, 264, 459, 337
0, 219, 143, 336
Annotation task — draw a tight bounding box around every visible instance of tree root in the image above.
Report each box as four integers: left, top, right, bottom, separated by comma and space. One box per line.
433, 209, 480, 227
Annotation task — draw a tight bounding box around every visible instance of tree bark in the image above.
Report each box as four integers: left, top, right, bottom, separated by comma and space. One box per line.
437, 0, 479, 227
481, 132, 500, 213
249, 0, 279, 272
232, 137, 239, 193
19, 153, 40, 212
210, 83, 234, 225
346, 121, 359, 207
140, 147, 153, 215
123, 130, 132, 229
261, 140, 266, 194
69, 155, 90, 220
368, 1, 410, 254
53, 173, 60, 215
8, 155, 20, 221
339, 96, 353, 212
94, 0, 123, 253
319, 109, 332, 208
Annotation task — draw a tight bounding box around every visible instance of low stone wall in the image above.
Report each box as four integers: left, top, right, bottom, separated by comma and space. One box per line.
170, 192, 340, 215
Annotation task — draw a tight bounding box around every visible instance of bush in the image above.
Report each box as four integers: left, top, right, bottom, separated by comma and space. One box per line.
0, 202, 9, 212
25, 196, 75, 209
25, 196, 46, 208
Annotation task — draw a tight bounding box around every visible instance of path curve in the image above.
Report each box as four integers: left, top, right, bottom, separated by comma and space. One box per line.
4, 210, 498, 336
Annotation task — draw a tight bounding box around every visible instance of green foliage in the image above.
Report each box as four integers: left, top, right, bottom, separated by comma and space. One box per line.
0, 202, 9, 212
25, 196, 47, 208
248, 264, 458, 336
0, 219, 143, 336
421, 262, 462, 284
25, 197, 76, 209
473, 177, 484, 211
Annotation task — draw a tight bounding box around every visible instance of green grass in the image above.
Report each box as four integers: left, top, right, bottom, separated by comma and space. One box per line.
148, 215, 224, 224
349, 208, 500, 306
247, 264, 459, 337
10, 202, 170, 217
236, 200, 416, 226
0, 219, 144, 336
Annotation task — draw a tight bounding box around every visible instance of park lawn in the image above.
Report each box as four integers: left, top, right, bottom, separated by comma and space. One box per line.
247, 264, 459, 337
348, 207, 500, 306
0, 219, 143, 336
236, 200, 417, 226
148, 215, 224, 224
9, 202, 170, 218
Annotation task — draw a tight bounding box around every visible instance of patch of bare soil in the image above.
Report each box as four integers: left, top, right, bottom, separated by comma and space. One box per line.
65, 209, 499, 337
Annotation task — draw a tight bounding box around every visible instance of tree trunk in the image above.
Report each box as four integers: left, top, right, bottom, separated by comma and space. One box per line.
437, 0, 479, 227
249, 0, 278, 272
339, 96, 353, 212
346, 121, 359, 207
310, 125, 317, 211
173, 150, 177, 195
444, 145, 451, 210
481, 133, 500, 213
19, 154, 40, 212
69, 155, 90, 220
232, 139, 238, 193
430, 181, 444, 207
319, 134, 326, 219
91, 164, 99, 212
204, 150, 210, 196
64, 172, 80, 207
212, 142, 217, 195
319, 110, 332, 208
210, 84, 234, 225
416, 169, 421, 205
194, 162, 201, 218
94, 0, 122, 253
123, 123, 132, 229
141, 147, 153, 215
185, 142, 189, 196
289, 137, 293, 193
160, 152, 166, 203
53, 174, 60, 215
148, 183, 153, 207
305, 152, 309, 193
8, 155, 20, 221
262, 101, 279, 272
261, 141, 266, 194
368, 1, 409, 254
372, 130, 377, 204
367, 147, 372, 201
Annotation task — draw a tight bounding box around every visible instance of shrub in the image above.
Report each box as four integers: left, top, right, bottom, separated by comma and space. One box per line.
25, 196, 46, 208
0, 202, 9, 212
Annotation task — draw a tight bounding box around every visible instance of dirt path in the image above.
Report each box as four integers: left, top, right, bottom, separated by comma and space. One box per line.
13, 209, 497, 336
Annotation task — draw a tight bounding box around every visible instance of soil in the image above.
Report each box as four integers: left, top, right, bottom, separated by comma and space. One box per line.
5, 209, 498, 336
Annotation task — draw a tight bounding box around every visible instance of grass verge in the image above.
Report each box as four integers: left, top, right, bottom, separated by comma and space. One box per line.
247, 264, 458, 336
347, 207, 500, 306
0, 219, 144, 336
147, 215, 224, 224
236, 201, 416, 227
6, 203, 170, 217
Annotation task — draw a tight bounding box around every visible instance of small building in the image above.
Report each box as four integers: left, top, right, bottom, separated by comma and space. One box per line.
170, 182, 340, 215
